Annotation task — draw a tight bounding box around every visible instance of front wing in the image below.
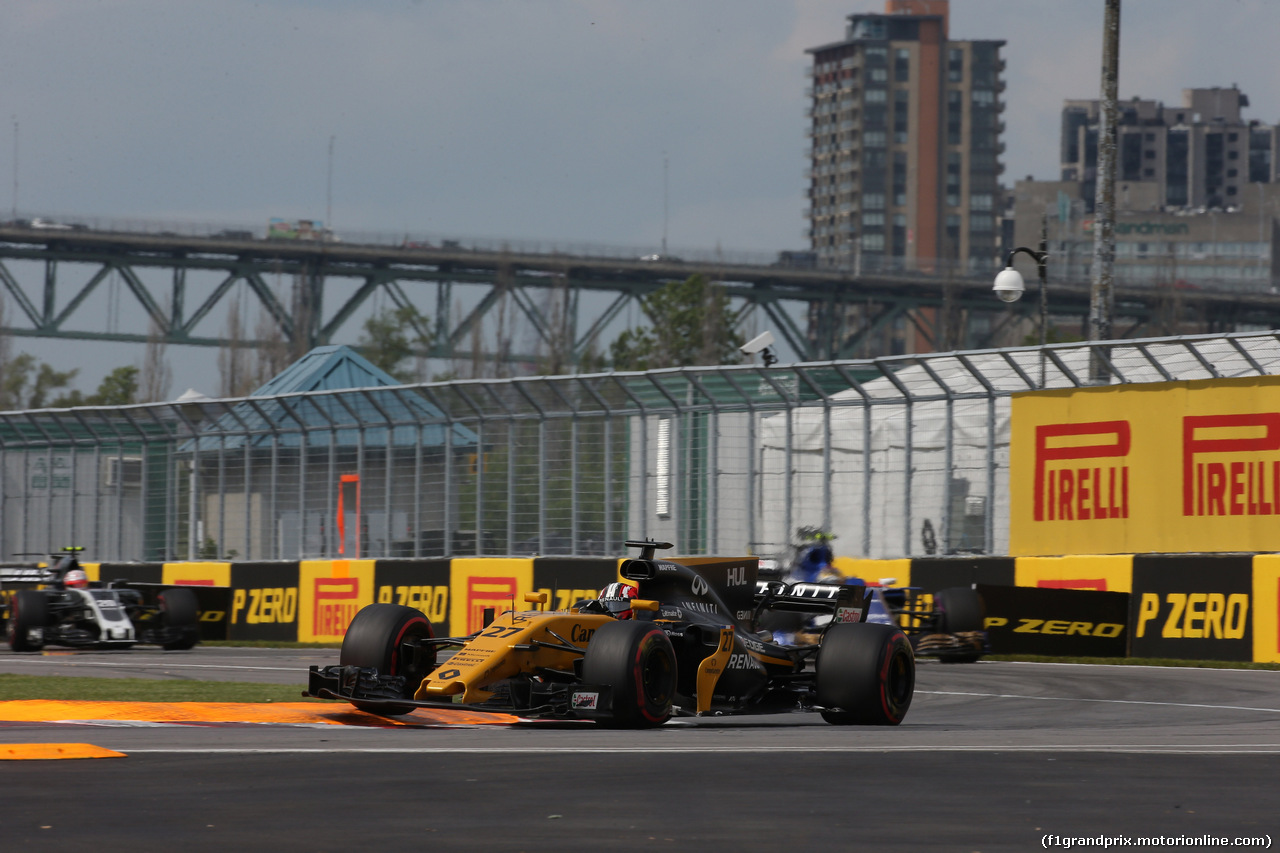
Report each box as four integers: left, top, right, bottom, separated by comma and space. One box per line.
306, 664, 617, 722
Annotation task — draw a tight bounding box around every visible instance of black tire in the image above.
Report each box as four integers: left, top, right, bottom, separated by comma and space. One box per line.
935, 586, 985, 663
935, 586, 984, 633
6, 590, 47, 652
340, 603, 436, 716
159, 588, 200, 650
816, 621, 914, 725
581, 620, 677, 728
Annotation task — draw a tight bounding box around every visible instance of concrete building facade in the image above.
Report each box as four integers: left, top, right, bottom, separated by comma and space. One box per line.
805, 0, 1005, 274
1006, 86, 1280, 330
1060, 86, 1280, 212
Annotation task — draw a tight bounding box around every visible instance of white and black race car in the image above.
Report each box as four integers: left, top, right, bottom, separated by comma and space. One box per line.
1, 548, 200, 651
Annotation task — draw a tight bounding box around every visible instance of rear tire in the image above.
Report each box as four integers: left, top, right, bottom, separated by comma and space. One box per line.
935, 586, 985, 663
935, 586, 984, 633
816, 622, 914, 725
6, 590, 47, 652
582, 620, 676, 728
340, 604, 436, 716
159, 587, 200, 650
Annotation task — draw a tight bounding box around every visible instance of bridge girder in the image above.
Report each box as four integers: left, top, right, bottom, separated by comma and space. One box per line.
1, 228, 1278, 368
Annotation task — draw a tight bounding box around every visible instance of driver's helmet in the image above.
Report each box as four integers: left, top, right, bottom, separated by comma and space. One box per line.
64, 568, 89, 589
795, 544, 835, 583
599, 582, 638, 619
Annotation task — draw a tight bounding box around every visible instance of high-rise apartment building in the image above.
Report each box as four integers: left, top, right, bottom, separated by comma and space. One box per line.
1007, 85, 1280, 311
805, 1, 1005, 274
1060, 86, 1280, 211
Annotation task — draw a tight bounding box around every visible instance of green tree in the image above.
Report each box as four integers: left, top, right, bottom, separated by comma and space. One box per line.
610, 274, 743, 370
358, 305, 433, 382
51, 366, 140, 408
0, 353, 78, 409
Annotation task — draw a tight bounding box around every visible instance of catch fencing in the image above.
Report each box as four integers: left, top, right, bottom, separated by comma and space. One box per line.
4, 331, 1280, 563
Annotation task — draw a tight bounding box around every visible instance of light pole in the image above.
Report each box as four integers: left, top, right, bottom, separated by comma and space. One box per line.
993, 216, 1050, 385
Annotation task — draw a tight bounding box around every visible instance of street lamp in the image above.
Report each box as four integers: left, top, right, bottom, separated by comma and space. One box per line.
992, 216, 1050, 350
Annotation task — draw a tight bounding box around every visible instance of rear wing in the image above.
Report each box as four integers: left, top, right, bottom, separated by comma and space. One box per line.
0, 565, 56, 587
754, 580, 869, 622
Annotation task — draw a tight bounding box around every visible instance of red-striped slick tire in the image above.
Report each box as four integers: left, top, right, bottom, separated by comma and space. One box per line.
339, 603, 436, 716
816, 621, 915, 725
6, 589, 47, 652
582, 620, 677, 728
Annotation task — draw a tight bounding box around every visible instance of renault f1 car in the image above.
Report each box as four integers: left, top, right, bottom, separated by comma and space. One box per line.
1, 548, 200, 651
306, 540, 915, 728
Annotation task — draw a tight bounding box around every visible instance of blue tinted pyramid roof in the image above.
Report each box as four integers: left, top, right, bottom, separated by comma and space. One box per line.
248, 345, 400, 396
187, 345, 477, 451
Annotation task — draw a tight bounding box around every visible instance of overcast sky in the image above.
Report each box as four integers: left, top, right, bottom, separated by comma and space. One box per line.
3, 0, 1279, 395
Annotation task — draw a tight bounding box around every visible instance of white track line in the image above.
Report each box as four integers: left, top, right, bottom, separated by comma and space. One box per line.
917, 689, 1280, 714
113, 745, 1280, 755
0, 660, 296, 673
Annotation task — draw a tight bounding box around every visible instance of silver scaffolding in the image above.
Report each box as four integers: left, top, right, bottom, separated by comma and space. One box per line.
4, 331, 1280, 563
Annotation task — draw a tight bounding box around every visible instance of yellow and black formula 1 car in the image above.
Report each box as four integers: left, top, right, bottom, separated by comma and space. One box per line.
306, 541, 915, 728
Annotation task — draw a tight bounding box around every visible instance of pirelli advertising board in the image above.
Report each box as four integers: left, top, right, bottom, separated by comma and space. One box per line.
1011, 375, 1280, 556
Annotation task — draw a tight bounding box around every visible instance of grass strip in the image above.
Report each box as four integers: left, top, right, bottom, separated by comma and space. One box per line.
0, 673, 317, 703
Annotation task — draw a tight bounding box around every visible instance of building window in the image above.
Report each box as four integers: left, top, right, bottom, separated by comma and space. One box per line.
864, 131, 887, 148
863, 212, 885, 226
863, 193, 885, 210
894, 48, 910, 81
865, 88, 887, 103
862, 233, 885, 251
893, 89, 909, 144
948, 48, 964, 82
947, 90, 963, 146
970, 193, 993, 211
892, 152, 907, 206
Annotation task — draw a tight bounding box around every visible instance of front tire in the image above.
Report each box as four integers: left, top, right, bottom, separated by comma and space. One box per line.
159, 587, 200, 650
6, 590, 47, 652
340, 603, 436, 716
582, 620, 676, 728
816, 622, 914, 725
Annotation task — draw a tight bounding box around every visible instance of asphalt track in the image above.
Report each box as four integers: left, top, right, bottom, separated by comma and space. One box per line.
1, 648, 1277, 852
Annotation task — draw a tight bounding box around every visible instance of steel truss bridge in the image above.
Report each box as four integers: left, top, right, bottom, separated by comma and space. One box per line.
2, 224, 1279, 367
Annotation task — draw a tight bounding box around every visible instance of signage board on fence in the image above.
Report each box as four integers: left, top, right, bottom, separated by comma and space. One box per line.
1128, 554, 1253, 662
532, 558, 619, 613
298, 560, 376, 643
1011, 376, 1280, 556
907, 557, 1015, 593
977, 583, 1129, 657
374, 559, 452, 634
229, 562, 300, 642
450, 558, 534, 636
1250, 555, 1280, 663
